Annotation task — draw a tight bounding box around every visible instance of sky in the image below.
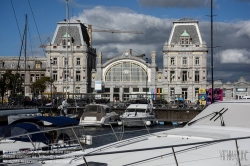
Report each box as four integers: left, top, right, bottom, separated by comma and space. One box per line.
1, 0, 250, 83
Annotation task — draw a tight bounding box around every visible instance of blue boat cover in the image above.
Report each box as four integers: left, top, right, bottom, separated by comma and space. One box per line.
33, 116, 79, 127
0, 123, 51, 143
178, 97, 184, 101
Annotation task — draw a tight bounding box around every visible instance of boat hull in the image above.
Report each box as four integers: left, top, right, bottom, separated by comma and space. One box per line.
120, 117, 157, 127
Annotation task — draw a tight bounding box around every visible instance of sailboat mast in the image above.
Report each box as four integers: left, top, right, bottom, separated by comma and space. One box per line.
65, 0, 69, 101
211, 0, 214, 103
24, 14, 27, 98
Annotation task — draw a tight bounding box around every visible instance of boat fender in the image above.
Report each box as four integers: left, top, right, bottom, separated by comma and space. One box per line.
85, 135, 92, 145
118, 121, 123, 125
146, 121, 151, 126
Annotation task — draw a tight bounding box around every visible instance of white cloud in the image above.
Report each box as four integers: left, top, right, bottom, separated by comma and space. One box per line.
235, 21, 250, 38
218, 49, 250, 63
71, 6, 250, 82
73, 6, 172, 63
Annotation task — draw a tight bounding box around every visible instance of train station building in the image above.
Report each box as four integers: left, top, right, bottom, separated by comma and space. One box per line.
0, 18, 250, 102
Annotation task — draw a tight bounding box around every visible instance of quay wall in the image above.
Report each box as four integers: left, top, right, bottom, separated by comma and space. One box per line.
0, 107, 203, 125
111, 108, 202, 123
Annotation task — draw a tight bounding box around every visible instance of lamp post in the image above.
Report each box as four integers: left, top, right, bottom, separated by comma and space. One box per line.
146, 58, 148, 99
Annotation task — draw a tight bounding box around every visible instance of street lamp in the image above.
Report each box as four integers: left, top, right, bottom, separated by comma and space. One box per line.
146, 58, 148, 99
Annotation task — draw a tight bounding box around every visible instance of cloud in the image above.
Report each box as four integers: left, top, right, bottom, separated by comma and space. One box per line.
218, 49, 250, 64
138, 0, 211, 8
73, 6, 250, 82
73, 6, 173, 64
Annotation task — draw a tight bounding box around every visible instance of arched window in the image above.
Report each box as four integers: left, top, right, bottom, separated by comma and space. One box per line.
105, 62, 147, 82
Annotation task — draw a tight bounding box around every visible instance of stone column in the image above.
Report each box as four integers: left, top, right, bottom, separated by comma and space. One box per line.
119, 87, 123, 102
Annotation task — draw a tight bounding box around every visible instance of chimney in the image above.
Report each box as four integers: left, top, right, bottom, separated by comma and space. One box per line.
97, 52, 102, 65
88, 25, 92, 46
151, 51, 156, 66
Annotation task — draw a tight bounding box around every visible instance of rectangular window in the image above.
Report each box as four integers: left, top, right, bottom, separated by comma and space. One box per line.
53, 71, 57, 81
53, 58, 57, 65
195, 71, 200, 82
182, 71, 187, 82
195, 57, 200, 65
114, 88, 120, 93
170, 57, 175, 65
170, 88, 175, 97
183, 57, 187, 65
30, 74, 34, 82
35, 63, 41, 69
182, 88, 188, 100
143, 88, 149, 92
123, 88, 129, 93
170, 71, 175, 82
76, 71, 81, 81
133, 88, 139, 92
105, 88, 110, 93
195, 88, 199, 97
181, 39, 185, 44
76, 58, 80, 65
35, 74, 40, 81
75, 87, 80, 93
64, 70, 69, 80
64, 58, 68, 65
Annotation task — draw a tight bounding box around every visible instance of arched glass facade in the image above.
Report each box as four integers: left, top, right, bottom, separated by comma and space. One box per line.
105, 62, 147, 82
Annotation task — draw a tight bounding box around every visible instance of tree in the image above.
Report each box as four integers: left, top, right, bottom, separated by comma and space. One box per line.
0, 70, 14, 104
32, 76, 53, 94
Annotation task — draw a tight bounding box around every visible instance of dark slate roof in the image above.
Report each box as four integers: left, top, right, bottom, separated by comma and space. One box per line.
0, 57, 46, 70
170, 25, 200, 44
53, 23, 90, 47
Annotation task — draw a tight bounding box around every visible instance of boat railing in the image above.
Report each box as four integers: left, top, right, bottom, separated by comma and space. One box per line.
81, 135, 248, 166
0, 125, 85, 151
15, 122, 247, 166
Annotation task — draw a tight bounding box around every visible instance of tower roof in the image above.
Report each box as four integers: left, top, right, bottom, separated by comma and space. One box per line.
63, 33, 71, 38
180, 30, 190, 37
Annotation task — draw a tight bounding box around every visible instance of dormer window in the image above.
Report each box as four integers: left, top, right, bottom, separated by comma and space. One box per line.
61, 33, 73, 46
180, 30, 191, 45
35, 61, 42, 69
0, 61, 4, 68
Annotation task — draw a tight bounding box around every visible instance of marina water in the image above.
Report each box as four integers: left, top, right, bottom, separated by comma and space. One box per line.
82, 124, 175, 149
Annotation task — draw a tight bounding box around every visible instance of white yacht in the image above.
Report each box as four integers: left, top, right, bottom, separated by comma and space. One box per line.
241, 96, 250, 99
50, 100, 250, 165
79, 104, 120, 126
1, 100, 250, 165
119, 99, 157, 127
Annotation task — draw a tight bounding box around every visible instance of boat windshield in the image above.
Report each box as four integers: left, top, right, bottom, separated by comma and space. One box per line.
85, 105, 101, 112
126, 109, 146, 113
129, 99, 148, 104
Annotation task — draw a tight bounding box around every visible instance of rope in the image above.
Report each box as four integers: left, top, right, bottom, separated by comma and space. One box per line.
10, 0, 22, 40
27, 0, 45, 56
